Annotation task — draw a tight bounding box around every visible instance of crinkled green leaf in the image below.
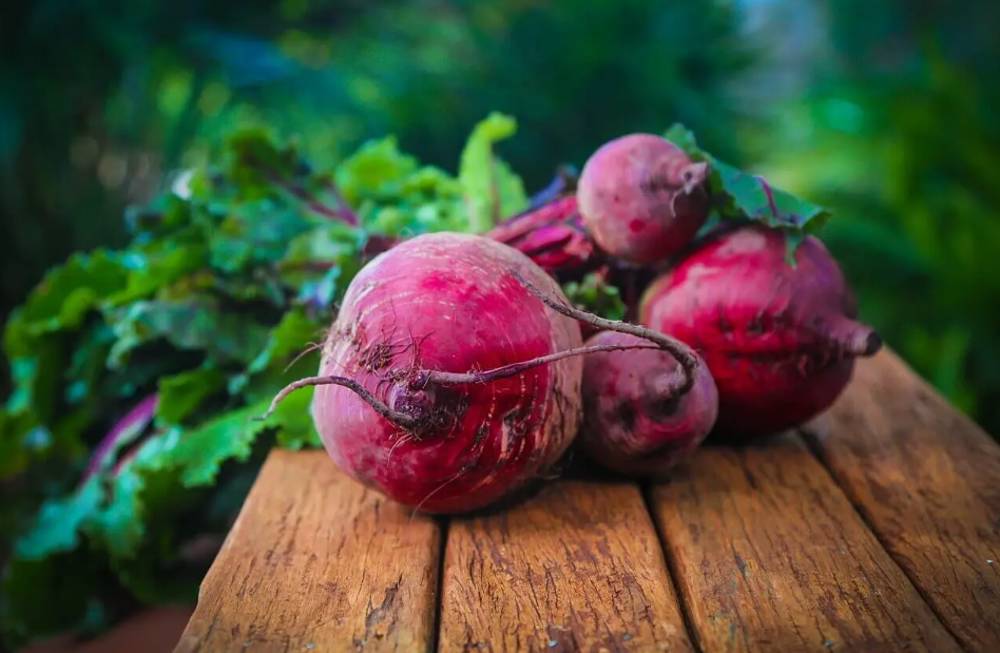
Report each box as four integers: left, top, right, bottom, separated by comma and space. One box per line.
90, 465, 146, 557
107, 297, 270, 367
4, 251, 127, 356
2, 336, 77, 478
459, 112, 527, 232
208, 200, 314, 273
270, 386, 320, 450
157, 367, 226, 426
562, 273, 627, 321
225, 127, 301, 195
109, 236, 208, 305
230, 307, 323, 397
125, 192, 193, 237
336, 138, 467, 237
14, 477, 102, 559
336, 136, 419, 204
87, 429, 183, 558
247, 308, 323, 376
279, 222, 363, 292
65, 323, 115, 407
165, 402, 272, 487
4, 335, 63, 419
666, 123, 832, 236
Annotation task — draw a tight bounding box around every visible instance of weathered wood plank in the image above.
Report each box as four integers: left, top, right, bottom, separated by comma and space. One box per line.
649, 434, 961, 653
174, 450, 442, 652
805, 350, 1000, 652
439, 480, 693, 652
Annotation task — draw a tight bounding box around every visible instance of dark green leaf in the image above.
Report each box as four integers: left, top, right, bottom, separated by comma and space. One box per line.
208, 200, 313, 273
4, 251, 127, 356
107, 297, 271, 367
666, 123, 831, 236
270, 386, 320, 450
157, 367, 226, 425
14, 477, 102, 559
336, 136, 419, 204
164, 402, 272, 487
562, 274, 627, 321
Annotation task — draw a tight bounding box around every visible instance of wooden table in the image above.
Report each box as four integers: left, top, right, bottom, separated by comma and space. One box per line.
175, 350, 1000, 652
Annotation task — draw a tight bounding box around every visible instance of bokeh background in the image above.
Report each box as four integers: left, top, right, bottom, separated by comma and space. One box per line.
2, 0, 998, 431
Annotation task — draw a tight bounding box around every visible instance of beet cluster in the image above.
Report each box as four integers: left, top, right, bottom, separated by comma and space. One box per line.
268, 132, 880, 513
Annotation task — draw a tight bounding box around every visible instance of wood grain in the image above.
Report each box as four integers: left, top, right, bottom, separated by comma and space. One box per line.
174, 450, 442, 652
649, 434, 961, 653
439, 480, 693, 652
804, 350, 1000, 651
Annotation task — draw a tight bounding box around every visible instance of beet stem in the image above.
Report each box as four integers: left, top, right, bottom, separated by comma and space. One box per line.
424, 342, 661, 385
515, 273, 700, 397
261, 374, 419, 429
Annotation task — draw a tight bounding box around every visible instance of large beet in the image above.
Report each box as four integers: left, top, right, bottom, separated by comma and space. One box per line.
308, 233, 584, 513
640, 226, 881, 437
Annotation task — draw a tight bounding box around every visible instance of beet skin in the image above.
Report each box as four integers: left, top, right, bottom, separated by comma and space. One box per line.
311, 233, 583, 513
581, 331, 717, 477
577, 133, 710, 264
640, 226, 881, 437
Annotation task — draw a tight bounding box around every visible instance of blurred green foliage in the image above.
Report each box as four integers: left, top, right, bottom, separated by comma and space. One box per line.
0, 0, 753, 322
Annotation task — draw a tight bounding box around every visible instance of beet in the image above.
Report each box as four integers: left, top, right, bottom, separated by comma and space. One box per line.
298, 233, 585, 512
581, 332, 717, 477
577, 134, 710, 264
640, 226, 881, 437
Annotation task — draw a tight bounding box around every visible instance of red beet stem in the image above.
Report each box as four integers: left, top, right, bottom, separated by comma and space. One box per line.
514, 272, 700, 398
264, 344, 659, 429
423, 342, 660, 385
83, 393, 158, 483
262, 374, 421, 430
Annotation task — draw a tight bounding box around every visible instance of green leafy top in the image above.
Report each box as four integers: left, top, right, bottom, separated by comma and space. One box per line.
0, 114, 524, 648
665, 123, 831, 247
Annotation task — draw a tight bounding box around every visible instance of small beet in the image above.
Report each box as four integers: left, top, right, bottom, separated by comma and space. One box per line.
640, 226, 881, 438
581, 332, 717, 477
577, 133, 710, 264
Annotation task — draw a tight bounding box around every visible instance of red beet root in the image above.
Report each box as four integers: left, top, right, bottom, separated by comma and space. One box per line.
299, 233, 585, 512
581, 332, 717, 477
577, 134, 710, 264
640, 226, 881, 437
